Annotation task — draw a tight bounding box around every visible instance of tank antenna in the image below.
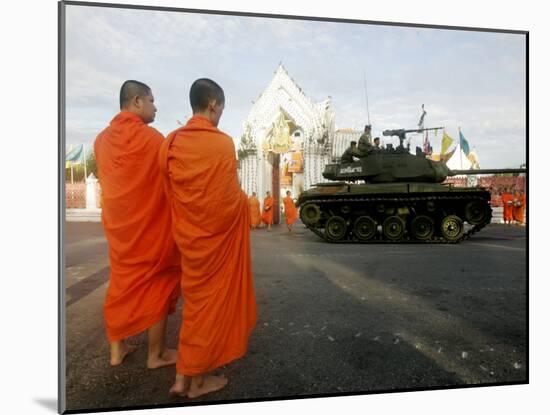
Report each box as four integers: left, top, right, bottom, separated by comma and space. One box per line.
364, 71, 371, 125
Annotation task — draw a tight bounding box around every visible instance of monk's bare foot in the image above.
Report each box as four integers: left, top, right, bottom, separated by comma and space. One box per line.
110, 342, 137, 366
187, 374, 228, 399
147, 348, 178, 369
169, 375, 191, 397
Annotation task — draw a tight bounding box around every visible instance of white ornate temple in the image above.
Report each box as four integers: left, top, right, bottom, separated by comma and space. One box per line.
237, 64, 359, 222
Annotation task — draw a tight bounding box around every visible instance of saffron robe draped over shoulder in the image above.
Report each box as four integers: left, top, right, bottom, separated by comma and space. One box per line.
502, 193, 514, 222
94, 111, 181, 342
249, 195, 261, 229
261, 196, 274, 225
512, 193, 526, 224
283, 196, 298, 225
159, 115, 257, 376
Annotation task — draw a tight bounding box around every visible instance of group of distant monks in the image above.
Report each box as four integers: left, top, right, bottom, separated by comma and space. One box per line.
94, 78, 256, 399
248, 190, 299, 232
500, 188, 526, 225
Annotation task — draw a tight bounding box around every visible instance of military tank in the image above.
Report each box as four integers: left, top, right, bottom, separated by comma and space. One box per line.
298, 128, 526, 243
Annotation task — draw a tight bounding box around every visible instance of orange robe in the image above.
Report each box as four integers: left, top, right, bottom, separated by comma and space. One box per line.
249, 195, 261, 229
159, 115, 257, 376
94, 111, 181, 342
283, 196, 298, 225
262, 196, 274, 225
501, 193, 514, 223
512, 193, 526, 223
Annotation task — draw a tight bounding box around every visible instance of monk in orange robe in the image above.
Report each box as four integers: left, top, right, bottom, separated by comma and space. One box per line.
512, 191, 526, 225
94, 80, 181, 368
160, 78, 257, 398
283, 190, 298, 231
262, 191, 274, 231
501, 190, 514, 225
249, 192, 261, 230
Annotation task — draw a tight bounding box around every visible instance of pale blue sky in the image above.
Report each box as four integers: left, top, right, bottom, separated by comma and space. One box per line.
65, 4, 526, 168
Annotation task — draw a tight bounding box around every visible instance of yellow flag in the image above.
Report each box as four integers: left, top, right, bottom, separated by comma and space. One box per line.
441, 131, 454, 155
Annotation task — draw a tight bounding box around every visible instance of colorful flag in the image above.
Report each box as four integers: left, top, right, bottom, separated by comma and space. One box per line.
423, 130, 433, 155
66, 144, 84, 165
441, 131, 454, 155
459, 130, 470, 156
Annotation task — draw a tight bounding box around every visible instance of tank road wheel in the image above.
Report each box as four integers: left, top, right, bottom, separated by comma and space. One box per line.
300, 203, 321, 226
325, 216, 348, 241
382, 216, 405, 241
411, 215, 435, 241
440, 215, 464, 242
464, 200, 490, 225
354, 216, 377, 241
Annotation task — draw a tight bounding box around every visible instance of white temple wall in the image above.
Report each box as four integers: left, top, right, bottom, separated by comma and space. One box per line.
239, 154, 260, 196
332, 130, 362, 159
260, 154, 273, 200
238, 65, 338, 198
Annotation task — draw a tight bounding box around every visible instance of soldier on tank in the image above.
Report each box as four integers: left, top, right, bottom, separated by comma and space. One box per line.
341, 141, 357, 163
352, 124, 374, 157
373, 137, 382, 151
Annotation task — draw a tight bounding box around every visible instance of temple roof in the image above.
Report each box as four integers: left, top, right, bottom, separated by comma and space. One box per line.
241, 64, 334, 148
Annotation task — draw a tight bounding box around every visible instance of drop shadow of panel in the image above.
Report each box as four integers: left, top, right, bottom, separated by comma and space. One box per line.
34, 398, 57, 412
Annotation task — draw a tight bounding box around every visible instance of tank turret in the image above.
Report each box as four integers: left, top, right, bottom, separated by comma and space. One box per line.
298, 127, 526, 244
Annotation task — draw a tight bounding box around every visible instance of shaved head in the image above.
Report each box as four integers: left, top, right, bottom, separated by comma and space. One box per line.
189, 78, 225, 112
120, 80, 152, 110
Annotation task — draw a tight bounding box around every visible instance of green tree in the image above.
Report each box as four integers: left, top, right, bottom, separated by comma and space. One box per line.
65, 149, 98, 182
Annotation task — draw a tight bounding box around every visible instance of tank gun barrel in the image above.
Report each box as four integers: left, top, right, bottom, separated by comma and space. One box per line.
382, 127, 444, 150
382, 127, 444, 137
449, 168, 526, 176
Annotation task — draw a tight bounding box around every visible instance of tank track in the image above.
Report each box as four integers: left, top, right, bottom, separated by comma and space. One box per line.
300, 193, 492, 244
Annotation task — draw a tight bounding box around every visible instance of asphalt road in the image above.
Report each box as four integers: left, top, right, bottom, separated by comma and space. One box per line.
63, 221, 527, 412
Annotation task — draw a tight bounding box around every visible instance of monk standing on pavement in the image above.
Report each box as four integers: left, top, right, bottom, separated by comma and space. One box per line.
94, 80, 181, 368
512, 190, 526, 225
282, 190, 298, 231
501, 188, 514, 225
249, 192, 261, 230
262, 191, 274, 231
160, 78, 257, 398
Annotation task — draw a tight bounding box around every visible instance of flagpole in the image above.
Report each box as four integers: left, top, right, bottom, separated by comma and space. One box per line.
83, 144, 87, 181
69, 143, 74, 184
459, 126, 463, 170
363, 71, 370, 126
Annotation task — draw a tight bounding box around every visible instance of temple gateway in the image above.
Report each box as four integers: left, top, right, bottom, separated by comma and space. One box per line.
237, 64, 359, 224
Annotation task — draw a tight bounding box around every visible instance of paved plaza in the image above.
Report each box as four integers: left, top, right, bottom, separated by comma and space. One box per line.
64, 221, 527, 412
